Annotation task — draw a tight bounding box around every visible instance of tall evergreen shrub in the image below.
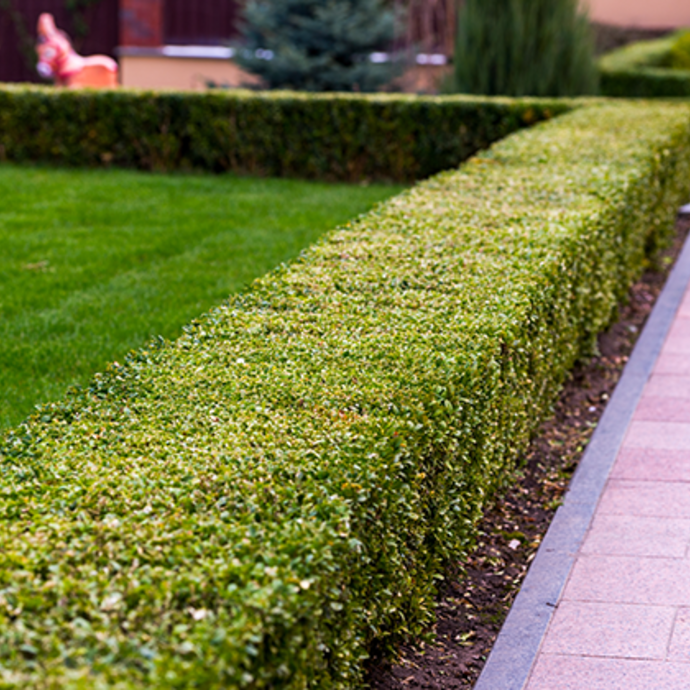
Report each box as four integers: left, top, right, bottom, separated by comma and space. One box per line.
453, 0, 598, 96
235, 0, 400, 92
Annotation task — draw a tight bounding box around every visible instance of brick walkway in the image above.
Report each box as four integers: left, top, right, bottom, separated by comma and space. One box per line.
525, 266, 690, 687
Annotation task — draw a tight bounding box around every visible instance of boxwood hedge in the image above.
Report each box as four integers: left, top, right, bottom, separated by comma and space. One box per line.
599, 35, 690, 98
1, 101, 689, 688
0, 86, 570, 183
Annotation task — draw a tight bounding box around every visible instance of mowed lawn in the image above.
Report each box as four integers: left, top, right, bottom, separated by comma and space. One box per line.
0, 165, 403, 431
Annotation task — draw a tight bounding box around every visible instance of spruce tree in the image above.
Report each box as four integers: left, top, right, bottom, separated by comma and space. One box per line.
452, 0, 598, 97
235, 0, 400, 92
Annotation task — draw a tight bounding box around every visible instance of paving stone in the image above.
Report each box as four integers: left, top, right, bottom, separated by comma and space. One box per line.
679, 299, 690, 319
635, 397, 690, 423
660, 318, 690, 355
581, 514, 690, 558
644, 374, 690, 399
668, 608, 690, 662
527, 655, 690, 690
680, 291, 690, 317
562, 554, 690, 606
598, 479, 690, 517
655, 352, 690, 375
623, 421, 690, 450
540, 601, 675, 659
678, 302, 690, 319
611, 448, 690, 482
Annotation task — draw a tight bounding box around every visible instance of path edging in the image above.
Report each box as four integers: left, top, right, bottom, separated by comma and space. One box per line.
474, 216, 690, 690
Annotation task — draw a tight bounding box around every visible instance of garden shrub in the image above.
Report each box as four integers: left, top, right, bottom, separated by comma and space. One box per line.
452, 0, 598, 96
0, 86, 570, 183
599, 33, 690, 97
669, 31, 690, 71
235, 0, 400, 92
1, 101, 689, 688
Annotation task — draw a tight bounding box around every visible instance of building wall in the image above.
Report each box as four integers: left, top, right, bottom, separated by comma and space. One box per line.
120, 55, 260, 90
120, 0, 162, 47
586, 0, 690, 29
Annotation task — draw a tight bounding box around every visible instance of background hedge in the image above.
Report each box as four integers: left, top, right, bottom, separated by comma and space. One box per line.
0, 86, 571, 183
0, 101, 689, 688
599, 35, 690, 97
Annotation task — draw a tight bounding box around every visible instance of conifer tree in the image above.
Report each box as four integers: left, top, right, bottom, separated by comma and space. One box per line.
235, 0, 400, 92
452, 0, 598, 96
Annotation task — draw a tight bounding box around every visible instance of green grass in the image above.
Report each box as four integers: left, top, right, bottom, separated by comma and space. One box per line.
0, 165, 403, 431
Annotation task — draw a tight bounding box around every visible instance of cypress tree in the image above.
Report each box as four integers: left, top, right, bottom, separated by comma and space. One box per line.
235, 0, 400, 92
452, 0, 598, 96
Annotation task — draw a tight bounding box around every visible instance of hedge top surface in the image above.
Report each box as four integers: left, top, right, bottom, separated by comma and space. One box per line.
0, 101, 689, 688
598, 35, 690, 98
0, 82, 573, 106
670, 30, 690, 70
598, 31, 690, 80
0, 84, 577, 182
599, 34, 676, 72
600, 29, 690, 73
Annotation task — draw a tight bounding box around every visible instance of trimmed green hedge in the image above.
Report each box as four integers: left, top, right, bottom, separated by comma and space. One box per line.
599, 35, 690, 97
0, 101, 688, 688
0, 86, 571, 183
670, 31, 690, 70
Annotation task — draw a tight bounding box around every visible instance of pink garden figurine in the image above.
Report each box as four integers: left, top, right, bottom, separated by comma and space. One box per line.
36, 13, 118, 88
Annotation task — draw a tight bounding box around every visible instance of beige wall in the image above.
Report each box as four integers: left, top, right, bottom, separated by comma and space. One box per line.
120, 56, 261, 91
586, 0, 690, 28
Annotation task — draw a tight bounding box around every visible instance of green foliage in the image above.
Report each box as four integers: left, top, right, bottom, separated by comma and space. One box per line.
669, 30, 690, 71
452, 0, 598, 96
0, 86, 570, 182
235, 0, 400, 92
599, 34, 690, 97
0, 166, 401, 431
0, 0, 36, 73
0, 102, 689, 688
64, 0, 105, 41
